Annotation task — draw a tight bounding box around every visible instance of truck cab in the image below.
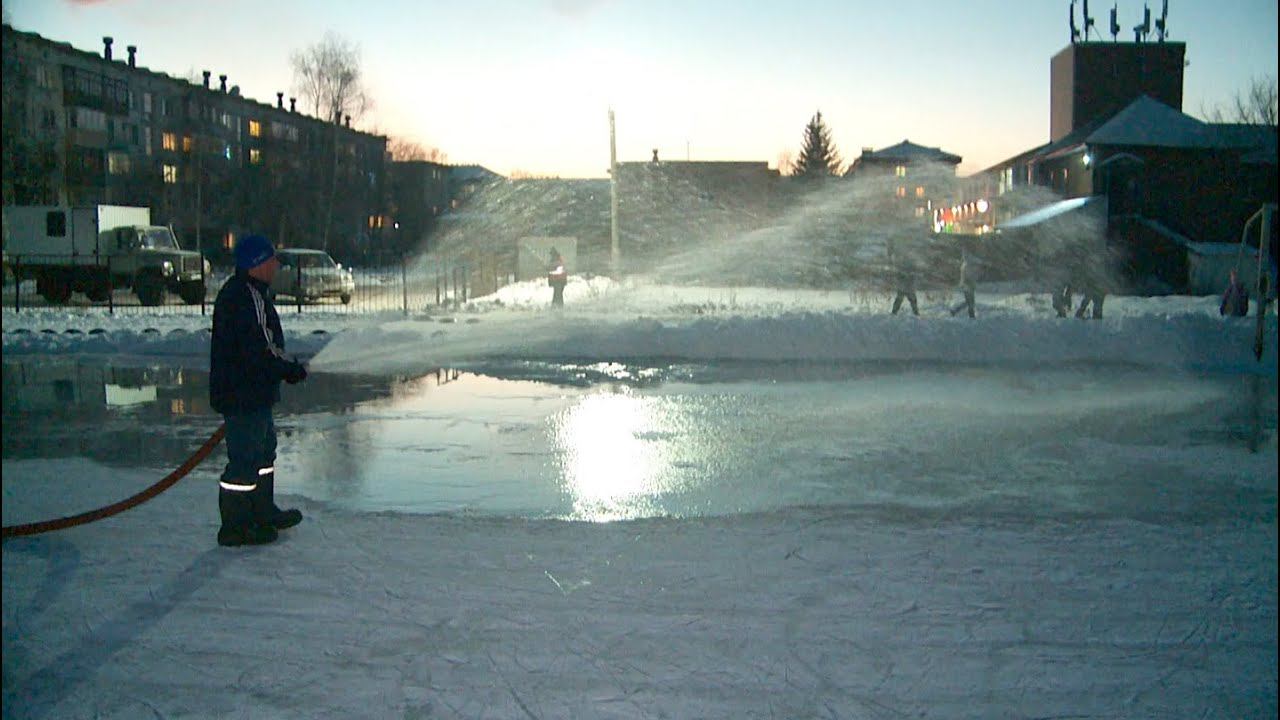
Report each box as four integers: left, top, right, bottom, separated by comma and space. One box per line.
101, 225, 209, 305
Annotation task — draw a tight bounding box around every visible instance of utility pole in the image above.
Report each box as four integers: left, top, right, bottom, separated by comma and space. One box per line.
609, 107, 620, 275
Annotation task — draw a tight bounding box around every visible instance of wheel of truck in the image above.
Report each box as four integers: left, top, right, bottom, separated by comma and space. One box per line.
84, 273, 112, 302
37, 274, 72, 304
136, 276, 166, 306
178, 281, 205, 305
340, 293, 352, 305
85, 282, 110, 302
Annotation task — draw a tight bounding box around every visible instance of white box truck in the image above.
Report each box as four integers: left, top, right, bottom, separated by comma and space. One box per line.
1, 205, 210, 305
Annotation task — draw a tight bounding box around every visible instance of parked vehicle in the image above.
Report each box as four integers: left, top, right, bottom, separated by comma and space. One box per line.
270, 248, 355, 304
1, 205, 209, 305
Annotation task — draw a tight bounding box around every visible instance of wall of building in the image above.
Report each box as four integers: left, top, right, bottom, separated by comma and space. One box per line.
1050, 42, 1185, 142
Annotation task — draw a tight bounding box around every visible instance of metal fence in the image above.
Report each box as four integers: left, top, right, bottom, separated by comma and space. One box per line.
2, 252, 512, 316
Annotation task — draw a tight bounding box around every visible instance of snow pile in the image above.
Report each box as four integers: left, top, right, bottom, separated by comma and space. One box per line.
5, 279, 1276, 375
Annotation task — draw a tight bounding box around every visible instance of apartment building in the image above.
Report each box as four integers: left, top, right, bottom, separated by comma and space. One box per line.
2, 24, 389, 264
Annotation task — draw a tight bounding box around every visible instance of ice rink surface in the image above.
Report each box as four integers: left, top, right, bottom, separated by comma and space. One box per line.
3, 282, 1277, 718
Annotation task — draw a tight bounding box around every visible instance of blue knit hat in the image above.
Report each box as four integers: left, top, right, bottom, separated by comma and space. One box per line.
235, 234, 275, 270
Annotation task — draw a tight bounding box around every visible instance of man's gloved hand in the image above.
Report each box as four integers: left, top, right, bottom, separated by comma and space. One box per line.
283, 361, 308, 385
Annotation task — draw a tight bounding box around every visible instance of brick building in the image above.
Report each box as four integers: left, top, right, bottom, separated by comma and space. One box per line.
976, 35, 1276, 292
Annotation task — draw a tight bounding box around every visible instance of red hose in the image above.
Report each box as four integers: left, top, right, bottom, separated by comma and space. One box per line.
2, 424, 226, 539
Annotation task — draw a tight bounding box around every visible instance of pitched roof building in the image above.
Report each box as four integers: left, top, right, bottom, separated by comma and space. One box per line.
974, 37, 1276, 292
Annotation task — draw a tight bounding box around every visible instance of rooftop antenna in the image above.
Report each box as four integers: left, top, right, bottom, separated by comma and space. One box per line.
1133, 3, 1151, 42
1154, 0, 1168, 41
1083, 0, 1097, 39
1110, 4, 1121, 41
1069, 0, 1081, 43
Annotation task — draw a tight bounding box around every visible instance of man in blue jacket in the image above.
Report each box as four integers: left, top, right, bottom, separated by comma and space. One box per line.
210, 234, 308, 546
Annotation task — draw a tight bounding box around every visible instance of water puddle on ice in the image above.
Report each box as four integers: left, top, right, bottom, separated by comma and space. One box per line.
3, 356, 1275, 523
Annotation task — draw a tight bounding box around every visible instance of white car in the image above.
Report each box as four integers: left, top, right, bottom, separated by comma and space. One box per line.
270, 249, 355, 304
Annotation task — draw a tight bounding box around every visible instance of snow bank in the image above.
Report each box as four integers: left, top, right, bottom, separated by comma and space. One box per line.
6, 280, 1276, 376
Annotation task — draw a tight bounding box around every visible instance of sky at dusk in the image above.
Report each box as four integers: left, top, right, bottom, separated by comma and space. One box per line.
5, 0, 1277, 178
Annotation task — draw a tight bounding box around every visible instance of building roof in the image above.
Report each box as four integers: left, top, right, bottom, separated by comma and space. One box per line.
1085, 96, 1226, 148
858, 140, 962, 164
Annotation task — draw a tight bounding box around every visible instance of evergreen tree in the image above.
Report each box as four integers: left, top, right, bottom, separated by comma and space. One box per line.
792, 111, 842, 178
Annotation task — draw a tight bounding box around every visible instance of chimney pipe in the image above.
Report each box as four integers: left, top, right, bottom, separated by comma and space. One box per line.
651, 148, 659, 163
126, 45, 136, 67
345, 114, 351, 128
277, 92, 284, 109
102, 36, 113, 61
219, 74, 227, 92
289, 97, 296, 113
202, 70, 211, 89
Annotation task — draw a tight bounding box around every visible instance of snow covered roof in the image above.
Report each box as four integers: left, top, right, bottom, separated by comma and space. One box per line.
1085, 96, 1227, 148
999, 195, 1103, 230
858, 140, 962, 164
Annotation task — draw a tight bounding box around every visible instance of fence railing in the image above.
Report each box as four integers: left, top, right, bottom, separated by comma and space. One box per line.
2, 252, 511, 316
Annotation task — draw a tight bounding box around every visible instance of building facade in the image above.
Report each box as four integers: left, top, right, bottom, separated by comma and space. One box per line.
845, 140, 964, 232
2, 24, 389, 265
976, 35, 1276, 291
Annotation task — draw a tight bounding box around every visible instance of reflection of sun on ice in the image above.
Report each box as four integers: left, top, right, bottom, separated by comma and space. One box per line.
553, 389, 671, 521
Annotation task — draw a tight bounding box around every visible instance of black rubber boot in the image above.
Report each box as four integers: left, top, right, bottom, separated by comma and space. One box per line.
218, 487, 278, 547
254, 471, 303, 530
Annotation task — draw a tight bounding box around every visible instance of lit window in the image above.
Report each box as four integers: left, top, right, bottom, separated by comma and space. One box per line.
895, 165, 906, 177
896, 186, 906, 198
250, 148, 262, 164
223, 232, 235, 251
108, 152, 130, 175
914, 207, 925, 217
163, 164, 178, 184
162, 132, 177, 151
248, 120, 262, 138
915, 186, 924, 197
183, 135, 193, 152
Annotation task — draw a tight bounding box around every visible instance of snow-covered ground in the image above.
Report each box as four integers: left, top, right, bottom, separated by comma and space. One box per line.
3, 277, 1277, 719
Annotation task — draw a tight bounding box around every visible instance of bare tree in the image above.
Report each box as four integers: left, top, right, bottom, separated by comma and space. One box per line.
1201, 75, 1278, 126
290, 32, 371, 124
388, 137, 449, 163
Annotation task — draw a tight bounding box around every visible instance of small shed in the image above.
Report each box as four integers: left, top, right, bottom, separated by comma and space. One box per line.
1185, 241, 1262, 296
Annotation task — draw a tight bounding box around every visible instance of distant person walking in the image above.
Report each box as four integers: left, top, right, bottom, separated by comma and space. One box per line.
1071, 256, 1106, 320
210, 234, 308, 547
888, 238, 919, 316
949, 245, 977, 318
548, 248, 568, 308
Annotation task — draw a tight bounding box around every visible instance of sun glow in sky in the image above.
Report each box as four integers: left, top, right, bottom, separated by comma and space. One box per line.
6, 0, 1277, 178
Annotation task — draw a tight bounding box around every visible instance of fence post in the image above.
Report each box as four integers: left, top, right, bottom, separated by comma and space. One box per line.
107, 254, 114, 315
295, 262, 302, 314
435, 263, 441, 306
402, 254, 409, 315
13, 256, 20, 313
200, 255, 207, 316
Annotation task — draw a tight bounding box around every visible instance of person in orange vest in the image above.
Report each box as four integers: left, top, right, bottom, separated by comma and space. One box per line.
548, 248, 568, 307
